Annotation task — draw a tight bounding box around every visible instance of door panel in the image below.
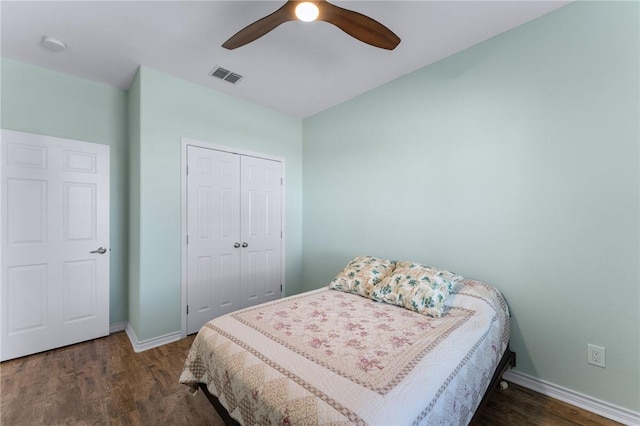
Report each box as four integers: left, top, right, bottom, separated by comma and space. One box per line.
63, 150, 96, 173
7, 264, 47, 334
1, 129, 110, 361
7, 178, 47, 244
264, 249, 278, 298
240, 156, 282, 307
64, 182, 96, 241
186, 146, 241, 334
243, 249, 259, 304
7, 143, 47, 169
62, 260, 97, 323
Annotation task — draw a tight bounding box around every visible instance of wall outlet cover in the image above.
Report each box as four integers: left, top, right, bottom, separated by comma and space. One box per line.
587, 344, 606, 368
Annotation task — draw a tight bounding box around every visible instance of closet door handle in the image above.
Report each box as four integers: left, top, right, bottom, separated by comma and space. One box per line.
234, 242, 241, 248
242, 242, 248, 248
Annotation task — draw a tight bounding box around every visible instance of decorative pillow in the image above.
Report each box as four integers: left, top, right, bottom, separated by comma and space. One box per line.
329, 256, 396, 298
371, 261, 464, 318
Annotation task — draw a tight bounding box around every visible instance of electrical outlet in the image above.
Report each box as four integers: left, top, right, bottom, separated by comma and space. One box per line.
587, 344, 606, 368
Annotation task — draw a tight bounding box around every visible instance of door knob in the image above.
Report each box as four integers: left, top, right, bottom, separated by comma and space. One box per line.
234, 242, 241, 248
242, 242, 248, 248
90, 247, 107, 254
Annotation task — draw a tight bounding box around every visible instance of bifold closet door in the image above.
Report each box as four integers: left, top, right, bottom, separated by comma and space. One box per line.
186, 146, 283, 335
240, 156, 282, 307
186, 147, 242, 334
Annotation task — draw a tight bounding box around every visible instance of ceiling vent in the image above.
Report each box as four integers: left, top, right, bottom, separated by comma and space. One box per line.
210, 66, 242, 84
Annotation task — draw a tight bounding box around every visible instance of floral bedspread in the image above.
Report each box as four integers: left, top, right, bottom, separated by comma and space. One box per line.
180, 280, 510, 425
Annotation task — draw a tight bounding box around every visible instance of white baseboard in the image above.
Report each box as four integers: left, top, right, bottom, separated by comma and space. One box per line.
109, 322, 127, 334
503, 370, 640, 426
124, 323, 182, 353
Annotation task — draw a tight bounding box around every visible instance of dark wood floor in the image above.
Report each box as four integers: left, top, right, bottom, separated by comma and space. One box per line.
0, 332, 621, 425
474, 381, 621, 426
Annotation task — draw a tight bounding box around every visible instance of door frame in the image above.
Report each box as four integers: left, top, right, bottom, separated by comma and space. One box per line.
180, 137, 286, 338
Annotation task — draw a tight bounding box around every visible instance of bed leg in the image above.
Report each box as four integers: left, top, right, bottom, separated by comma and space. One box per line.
497, 349, 515, 391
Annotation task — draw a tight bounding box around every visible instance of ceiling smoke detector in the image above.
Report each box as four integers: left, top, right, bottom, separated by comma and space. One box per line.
42, 36, 67, 52
210, 66, 242, 84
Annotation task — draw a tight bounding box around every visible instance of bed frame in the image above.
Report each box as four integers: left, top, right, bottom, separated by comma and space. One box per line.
468, 346, 516, 424
198, 346, 516, 425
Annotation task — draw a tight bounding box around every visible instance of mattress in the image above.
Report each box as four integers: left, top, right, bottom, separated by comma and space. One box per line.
180, 279, 510, 425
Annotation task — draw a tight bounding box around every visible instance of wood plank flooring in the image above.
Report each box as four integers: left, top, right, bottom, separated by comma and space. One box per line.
474, 382, 621, 426
0, 332, 221, 425
0, 332, 622, 425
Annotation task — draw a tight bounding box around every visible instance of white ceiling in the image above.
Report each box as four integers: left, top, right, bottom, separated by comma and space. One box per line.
1, 1, 570, 118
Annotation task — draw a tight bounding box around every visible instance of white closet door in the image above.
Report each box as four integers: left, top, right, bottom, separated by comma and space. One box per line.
1, 129, 110, 361
240, 156, 282, 307
186, 146, 241, 334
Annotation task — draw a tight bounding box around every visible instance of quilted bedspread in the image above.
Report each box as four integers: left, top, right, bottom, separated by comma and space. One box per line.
180, 279, 510, 425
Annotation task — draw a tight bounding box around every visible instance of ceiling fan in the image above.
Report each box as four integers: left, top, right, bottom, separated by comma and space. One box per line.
222, 0, 401, 51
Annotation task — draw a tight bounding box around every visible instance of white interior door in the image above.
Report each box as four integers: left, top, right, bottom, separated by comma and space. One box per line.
1, 129, 110, 361
186, 146, 241, 334
240, 156, 282, 307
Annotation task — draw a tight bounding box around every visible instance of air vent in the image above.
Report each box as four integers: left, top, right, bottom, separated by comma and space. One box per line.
210, 66, 243, 84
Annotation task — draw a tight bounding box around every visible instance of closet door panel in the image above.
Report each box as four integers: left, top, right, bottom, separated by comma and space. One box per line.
186, 147, 241, 334
240, 156, 282, 307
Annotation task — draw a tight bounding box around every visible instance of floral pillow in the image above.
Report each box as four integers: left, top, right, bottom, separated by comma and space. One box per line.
371, 261, 464, 318
329, 256, 396, 298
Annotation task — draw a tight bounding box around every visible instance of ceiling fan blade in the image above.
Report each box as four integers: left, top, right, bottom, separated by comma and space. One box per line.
319, 1, 401, 50
222, 2, 297, 50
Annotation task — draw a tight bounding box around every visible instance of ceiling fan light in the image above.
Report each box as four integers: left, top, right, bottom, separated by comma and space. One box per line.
295, 2, 319, 22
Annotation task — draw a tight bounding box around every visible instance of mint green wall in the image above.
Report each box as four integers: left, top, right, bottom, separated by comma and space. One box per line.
1, 58, 130, 326
303, 2, 639, 412
132, 67, 303, 341
127, 70, 141, 334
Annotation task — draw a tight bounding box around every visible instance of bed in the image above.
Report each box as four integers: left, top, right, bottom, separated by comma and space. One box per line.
180, 258, 514, 425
